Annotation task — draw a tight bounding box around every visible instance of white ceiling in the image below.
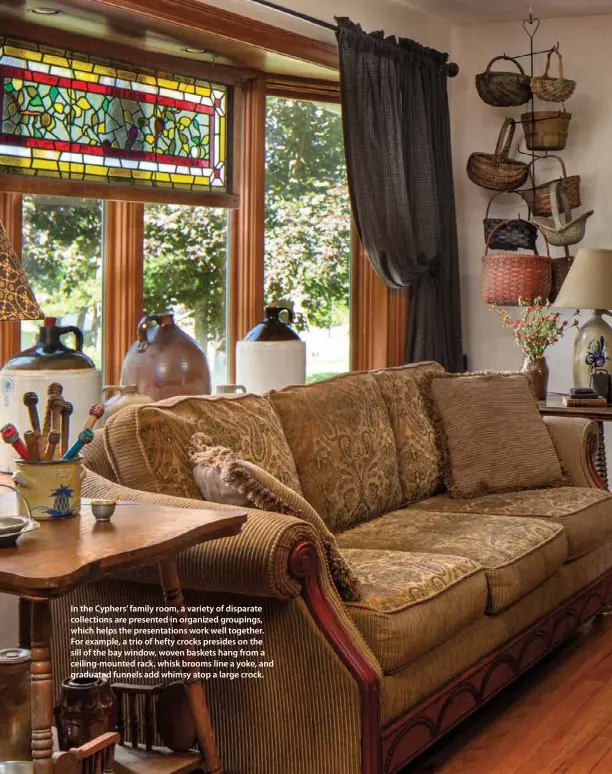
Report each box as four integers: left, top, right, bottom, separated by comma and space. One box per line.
396, 0, 612, 24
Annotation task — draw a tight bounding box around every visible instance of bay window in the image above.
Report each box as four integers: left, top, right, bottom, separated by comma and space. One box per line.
143, 204, 229, 389
21, 195, 104, 366
0, 26, 408, 383
264, 96, 351, 381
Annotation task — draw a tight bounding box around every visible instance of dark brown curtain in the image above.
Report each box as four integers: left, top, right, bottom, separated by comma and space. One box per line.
335, 18, 463, 371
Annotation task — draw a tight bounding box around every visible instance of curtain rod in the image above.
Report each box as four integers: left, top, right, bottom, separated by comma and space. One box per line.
244, 0, 459, 76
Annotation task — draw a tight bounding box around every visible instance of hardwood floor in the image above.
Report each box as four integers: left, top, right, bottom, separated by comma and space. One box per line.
409, 613, 612, 774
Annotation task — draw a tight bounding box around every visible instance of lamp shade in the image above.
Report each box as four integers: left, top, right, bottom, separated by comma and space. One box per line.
555, 247, 612, 310
0, 221, 43, 321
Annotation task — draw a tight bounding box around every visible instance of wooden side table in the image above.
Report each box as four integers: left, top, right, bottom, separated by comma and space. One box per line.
538, 395, 612, 487
0, 495, 247, 774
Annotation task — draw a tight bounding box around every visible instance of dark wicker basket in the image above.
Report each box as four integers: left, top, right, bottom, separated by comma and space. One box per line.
484, 191, 537, 251
475, 56, 532, 107
467, 118, 529, 192
481, 220, 551, 305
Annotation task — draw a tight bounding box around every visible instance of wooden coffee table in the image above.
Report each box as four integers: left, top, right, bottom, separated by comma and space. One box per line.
0, 494, 247, 774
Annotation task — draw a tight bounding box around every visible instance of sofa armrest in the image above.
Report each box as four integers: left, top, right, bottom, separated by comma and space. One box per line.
83, 469, 319, 599
543, 416, 606, 489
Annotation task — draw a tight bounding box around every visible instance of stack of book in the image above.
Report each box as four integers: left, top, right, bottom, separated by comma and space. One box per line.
563, 387, 608, 407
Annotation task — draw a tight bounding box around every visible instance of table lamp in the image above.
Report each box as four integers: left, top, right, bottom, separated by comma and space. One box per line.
0, 220, 43, 320
554, 247, 612, 388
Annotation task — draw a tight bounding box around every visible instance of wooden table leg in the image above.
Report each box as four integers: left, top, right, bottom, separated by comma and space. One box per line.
31, 599, 54, 774
596, 421, 609, 488
19, 597, 32, 648
158, 559, 221, 774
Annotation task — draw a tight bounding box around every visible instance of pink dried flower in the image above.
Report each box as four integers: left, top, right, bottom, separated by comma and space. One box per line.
489, 298, 579, 359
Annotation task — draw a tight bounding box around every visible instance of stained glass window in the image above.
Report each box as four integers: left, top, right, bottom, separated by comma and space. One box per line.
0, 37, 229, 193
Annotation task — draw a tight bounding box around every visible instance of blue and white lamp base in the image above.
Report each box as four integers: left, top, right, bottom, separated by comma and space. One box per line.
572, 310, 612, 388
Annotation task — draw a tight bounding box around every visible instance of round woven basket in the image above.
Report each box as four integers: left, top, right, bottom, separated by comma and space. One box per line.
481, 220, 552, 305
533, 182, 593, 247
467, 118, 529, 191
475, 56, 532, 107
531, 48, 576, 103
519, 155, 581, 217
521, 111, 571, 151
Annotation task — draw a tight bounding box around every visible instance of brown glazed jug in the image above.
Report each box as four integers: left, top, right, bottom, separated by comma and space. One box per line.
244, 305, 302, 341
120, 313, 211, 401
0, 648, 31, 761
55, 676, 117, 751
5, 317, 95, 370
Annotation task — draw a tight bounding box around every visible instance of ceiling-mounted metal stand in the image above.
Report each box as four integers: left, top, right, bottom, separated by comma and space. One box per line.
507, 15, 557, 196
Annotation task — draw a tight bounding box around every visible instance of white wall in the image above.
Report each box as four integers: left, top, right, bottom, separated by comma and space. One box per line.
450, 15, 612, 394
199, 0, 453, 52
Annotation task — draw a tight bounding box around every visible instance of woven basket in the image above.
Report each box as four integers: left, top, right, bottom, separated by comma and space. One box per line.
521, 111, 571, 151
467, 118, 529, 191
531, 47, 576, 103
484, 191, 537, 251
475, 56, 532, 107
481, 220, 551, 305
549, 248, 574, 302
519, 154, 581, 217
533, 182, 593, 247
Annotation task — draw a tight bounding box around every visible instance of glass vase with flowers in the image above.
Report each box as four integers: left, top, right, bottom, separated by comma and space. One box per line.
490, 297, 579, 400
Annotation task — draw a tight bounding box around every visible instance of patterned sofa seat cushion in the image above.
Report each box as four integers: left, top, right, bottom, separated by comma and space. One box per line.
423, 372, 564, 499
104, 394, 302, 500
267, 373, 403, 532
337, 508, 568, 613
372, 362, 444, 504
411, 488, 612, 560
343, 549, 487, 673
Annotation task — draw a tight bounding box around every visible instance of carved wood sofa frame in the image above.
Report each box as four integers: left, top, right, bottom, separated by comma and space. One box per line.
289, 434, 611, 774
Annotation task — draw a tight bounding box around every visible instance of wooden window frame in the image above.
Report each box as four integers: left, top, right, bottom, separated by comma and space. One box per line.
103, 201, 144, 385
0, 193, 23, 362
228, 76, 265, 382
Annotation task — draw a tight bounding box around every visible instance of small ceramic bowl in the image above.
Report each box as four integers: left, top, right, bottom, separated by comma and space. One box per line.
91, 500, 117, 522
0, 515, 29, 536
0, 520, 40, 549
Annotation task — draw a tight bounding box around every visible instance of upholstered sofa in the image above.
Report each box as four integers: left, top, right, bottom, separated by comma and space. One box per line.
50, 363, 612, 774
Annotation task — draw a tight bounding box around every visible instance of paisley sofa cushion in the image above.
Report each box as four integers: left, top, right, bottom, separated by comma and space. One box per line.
372, 362, 444, 504
104, 394, 301, 499
423, 371, 564, 498
343, 549, 488, 672
268, 372, 403, 532
411, 488, 612, 560
337, 508, 567, 613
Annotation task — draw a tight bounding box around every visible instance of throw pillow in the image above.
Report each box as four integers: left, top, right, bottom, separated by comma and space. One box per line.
104, 393, 302, 499
190, 433, 362, 602
373, 362, 445, 503
193, 464, 250, 507
424, 371, 564, 499
267, 372, 403, 533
